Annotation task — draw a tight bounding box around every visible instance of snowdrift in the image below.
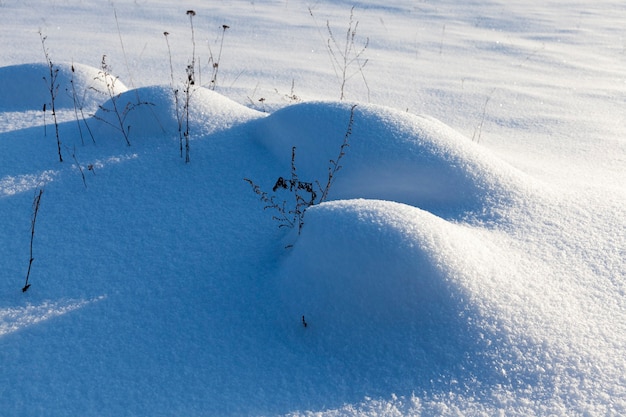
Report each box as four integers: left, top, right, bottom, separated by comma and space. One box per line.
277, 199, 516, 397
252, 102, 540, 223
92, 85, 263, 141
0, 57, 624, 417
0, 62, 126, 113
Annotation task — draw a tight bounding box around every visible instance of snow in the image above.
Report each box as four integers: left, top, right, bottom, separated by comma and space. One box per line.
1, 0, 625, 416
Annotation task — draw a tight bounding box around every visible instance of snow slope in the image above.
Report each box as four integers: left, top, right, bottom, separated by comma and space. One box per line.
1, 1, 625, 416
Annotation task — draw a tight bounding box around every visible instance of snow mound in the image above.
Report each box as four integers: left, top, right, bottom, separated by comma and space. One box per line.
277, 199, 548, 403
92, 85, 263, 141
280, 199, 468, 328
0, 62, 126, 112
252, 101, 540, 223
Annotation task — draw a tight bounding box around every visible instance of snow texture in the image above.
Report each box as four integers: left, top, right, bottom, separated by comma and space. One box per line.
0, 1, 625, 416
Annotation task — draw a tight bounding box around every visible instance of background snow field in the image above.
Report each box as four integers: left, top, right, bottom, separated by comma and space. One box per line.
1, 0, 625, 416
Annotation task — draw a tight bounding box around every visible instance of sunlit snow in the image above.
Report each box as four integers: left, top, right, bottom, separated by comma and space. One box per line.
0, 1, 624, 416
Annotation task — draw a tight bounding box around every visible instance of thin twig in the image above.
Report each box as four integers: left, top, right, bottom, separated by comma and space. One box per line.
472, 88, 495, 143
39, 30, 63, 162
325, 7, 369, 101
318, 104, 357, 201
210, 24, 229, 90
164, 32, 184, 157
23, 187, 44, 292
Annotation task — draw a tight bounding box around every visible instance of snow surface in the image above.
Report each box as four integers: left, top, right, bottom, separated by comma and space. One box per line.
1, 1, 625, 416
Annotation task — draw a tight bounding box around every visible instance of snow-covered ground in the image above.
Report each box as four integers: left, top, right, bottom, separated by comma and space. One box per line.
1, 1, 625, 416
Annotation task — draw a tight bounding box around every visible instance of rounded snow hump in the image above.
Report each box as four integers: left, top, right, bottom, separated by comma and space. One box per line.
251, 101, 540, 224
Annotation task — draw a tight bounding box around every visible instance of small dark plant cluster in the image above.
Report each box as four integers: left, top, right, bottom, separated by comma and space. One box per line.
245, 104, 357, 234
245, 146, 316, 232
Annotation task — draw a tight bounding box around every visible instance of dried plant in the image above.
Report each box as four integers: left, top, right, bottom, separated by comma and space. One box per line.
244, 178, 295, 229
68, 62, 95, 145
273, 79, 301, 104
163, 31, 184, 158
472, 88, 495, 143
182, 9, 198, 163
245, 146, 316, 232
317, 104, 356, 201
39, 30, 63, 162
23, 187, 44, 292
318, 7, 370, 101
91, 55, 152, 146
246, 105, 357, 234
187, 10, 197, 69
114, 8, 136, 89
164, 10, 225, 162
207, 24, 230, 90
